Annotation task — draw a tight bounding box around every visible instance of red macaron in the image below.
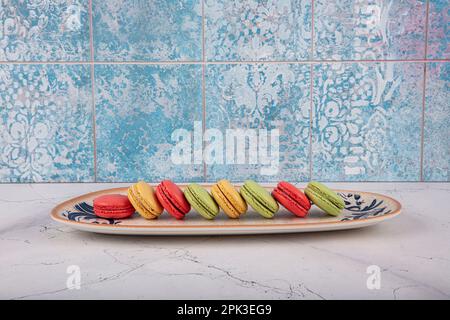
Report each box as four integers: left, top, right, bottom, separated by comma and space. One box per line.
93, 194, 135, 219
272, 181, 311, 217
155, 180, 191, 220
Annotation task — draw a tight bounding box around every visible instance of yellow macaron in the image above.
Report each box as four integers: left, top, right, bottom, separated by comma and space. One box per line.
211, 179, 247, 218
127, 181, 163, 219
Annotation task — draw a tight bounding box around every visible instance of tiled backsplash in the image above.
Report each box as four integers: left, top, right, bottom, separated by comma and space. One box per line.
0, 0, 448, 183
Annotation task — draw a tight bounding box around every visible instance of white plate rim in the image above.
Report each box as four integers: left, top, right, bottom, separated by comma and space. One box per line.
50, 186, 402, 234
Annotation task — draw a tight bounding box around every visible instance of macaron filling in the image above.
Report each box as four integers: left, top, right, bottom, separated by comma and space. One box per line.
184, 185, 218, 220
212, 185, 240, 218
272, 189, 309, 218
241, 184, 277, 216
217, 182, 247, 214
307, 184, 344, 210
128, 185, 159, 219
155, 182, 189, 219
185, 188, 212, 219
277, 183, 310, 211
160, 182, 190, 214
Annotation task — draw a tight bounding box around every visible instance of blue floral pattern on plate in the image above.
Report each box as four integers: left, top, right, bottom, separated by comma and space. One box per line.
424, 63, 449, 181
63, 202, 121, 225
93, 0, 202, 61
205, 63, 310, 182
314, 0, 426, 60
0, 0, 90, 61
312, 62, 423, 181
0, 64, 94, 182
95, 64, 203, 182
339, 192, 391, 221
205, 0, 312, 61
62, 192, 392, 223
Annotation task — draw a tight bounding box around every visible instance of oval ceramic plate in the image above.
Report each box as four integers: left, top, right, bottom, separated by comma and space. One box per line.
50, 185, 401, 235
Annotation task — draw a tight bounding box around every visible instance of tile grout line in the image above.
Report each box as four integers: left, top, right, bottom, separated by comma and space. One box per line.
88, 0, 97, 182
423, 0, 430, 62
0, 0, 446, 185
309, 64, 314, 182
202, 0, 207, 182
311, 0, 315, 59
420, 63, 427, 182
420, 0, 430, 182
424, 0, 430, 59
309, 0, 315, 181
1, 59, 449, 65
202, 0, 206, 62
0, 180, 447, 185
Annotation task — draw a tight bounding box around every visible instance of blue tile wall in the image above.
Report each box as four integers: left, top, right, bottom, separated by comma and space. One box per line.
0, 64, 93, 182
314, 0, 427, 60
93, 0, 202, 61
206, 63, 310, 182
428, 0, 450, 59
424, 63, 449, 181
0, 1, 90, 61
312, 62, 423, 181
205, 0, 312, 61
95, 64, 203, 182
0, 1, 448, 182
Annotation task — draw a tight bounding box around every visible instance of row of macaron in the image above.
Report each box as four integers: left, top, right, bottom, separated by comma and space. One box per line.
92, 180, 346, 220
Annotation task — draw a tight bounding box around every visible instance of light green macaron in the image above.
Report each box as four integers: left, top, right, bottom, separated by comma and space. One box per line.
184, 183, 219, 220
304, 181, 345, 216
240, 180, 279, 218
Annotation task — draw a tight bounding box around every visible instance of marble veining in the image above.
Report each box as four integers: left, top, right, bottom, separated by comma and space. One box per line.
0, 183, 449, 299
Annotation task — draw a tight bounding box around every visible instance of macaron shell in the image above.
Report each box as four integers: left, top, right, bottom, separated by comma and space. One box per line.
94, 208, 134, 219
272, 188, 308, 217
211, 180, 247, 218
240, 183, 277, 219
136, 181, 163, 212
93, 194, 135, 219
305, 190, 340, 216
185, 184, 219, 220
305, 181, 345, 216
128, 188, 154, 219
308, 181, 345, 209
217, 180, 247, 214
245, 180, 279, 213
272, 181, 311, 217
94, 194, 133, 209
211, 184, 240, 218
155, 183, 187, 220
128, 182, 161, 220
242, 180, 278, 217
277, 181, 311, 210
160, 180, 191, 213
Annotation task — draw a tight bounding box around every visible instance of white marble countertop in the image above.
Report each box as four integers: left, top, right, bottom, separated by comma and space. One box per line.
0, 183, 449, 300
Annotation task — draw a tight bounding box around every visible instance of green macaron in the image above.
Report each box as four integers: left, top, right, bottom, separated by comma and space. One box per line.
184, 183, 219, 220
304, 181, 345, 216
240, 180, 279, 218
